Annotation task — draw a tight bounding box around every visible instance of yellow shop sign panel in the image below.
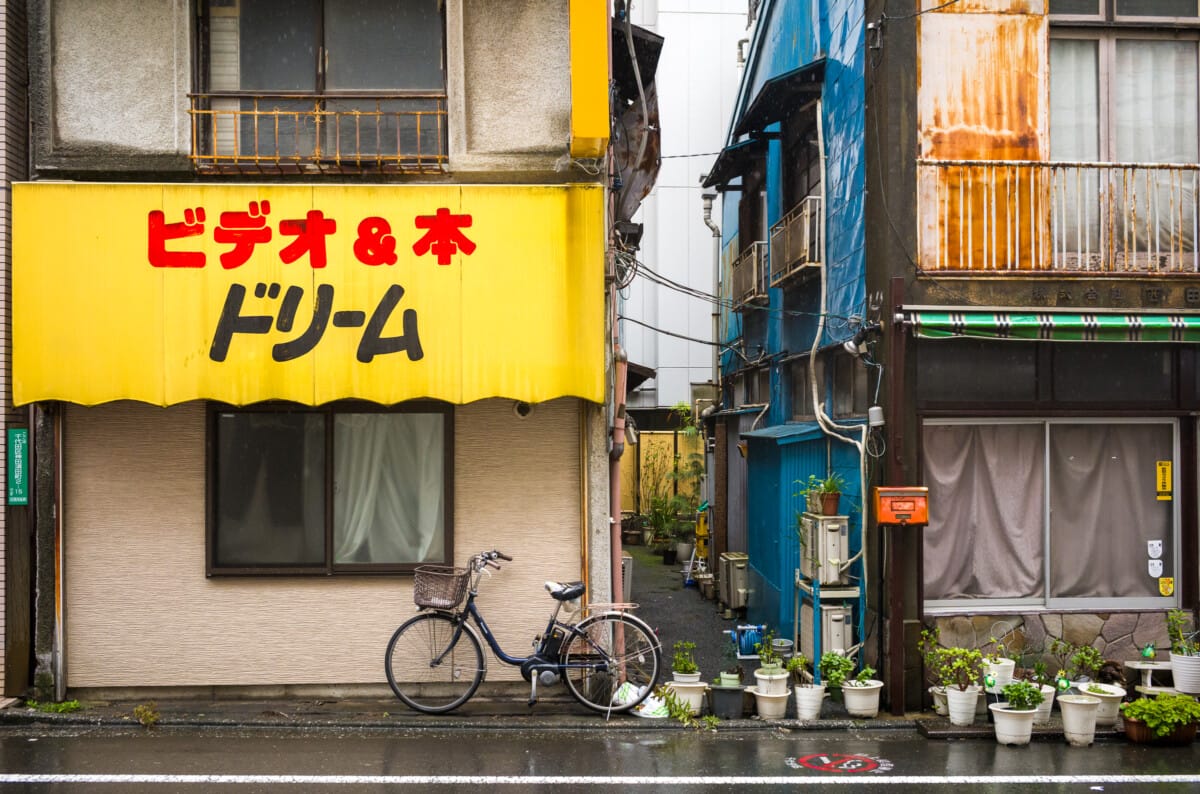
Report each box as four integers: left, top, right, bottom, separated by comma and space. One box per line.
14, 183, 604, 406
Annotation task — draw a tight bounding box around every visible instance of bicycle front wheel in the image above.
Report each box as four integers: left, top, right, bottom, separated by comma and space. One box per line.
385, 612, 485, 714
562, 612, 661, 713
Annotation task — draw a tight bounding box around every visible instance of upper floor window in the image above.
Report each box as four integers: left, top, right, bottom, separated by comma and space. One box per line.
193, 0, 447, 174
1051, 0, 1199, 21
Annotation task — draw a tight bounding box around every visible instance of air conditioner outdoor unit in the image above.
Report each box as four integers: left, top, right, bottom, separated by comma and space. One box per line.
799, 514, 849, 585
719, 552, 749, 609
800, 602, 853, 665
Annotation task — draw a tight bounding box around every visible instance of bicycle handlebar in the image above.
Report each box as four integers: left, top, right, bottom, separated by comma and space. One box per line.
474, 550, 513, 569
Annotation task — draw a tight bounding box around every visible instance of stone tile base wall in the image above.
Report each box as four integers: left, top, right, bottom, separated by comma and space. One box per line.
927, 611, 1179, 674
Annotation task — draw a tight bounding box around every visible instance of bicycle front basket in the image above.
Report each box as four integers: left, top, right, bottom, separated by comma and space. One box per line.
413, 565, 470, 609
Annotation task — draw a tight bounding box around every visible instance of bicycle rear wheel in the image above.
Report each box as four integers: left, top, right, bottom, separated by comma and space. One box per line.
385, 612, 485, 714
562, 612, 661, 713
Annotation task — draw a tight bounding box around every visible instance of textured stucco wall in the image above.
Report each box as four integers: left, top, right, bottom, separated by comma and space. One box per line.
31, 0, 191, 169
33, 0, 577, 176
63, 398, 585, 688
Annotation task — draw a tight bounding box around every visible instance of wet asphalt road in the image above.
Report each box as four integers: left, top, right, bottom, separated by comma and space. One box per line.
0, 726, 1198, 792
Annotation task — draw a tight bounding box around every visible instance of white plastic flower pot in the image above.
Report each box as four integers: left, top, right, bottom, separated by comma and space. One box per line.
1170, 652, 1200, 695
1058, 694, 1101, 747
1075, 682, 1124, 727
946, 685, 981, 727
794, 684, 826, 720
665, 681, 707, 716
984, 658, 1016, 693
754, 668, 790, 696
748, 686, 790, 719
930, 685, 949, 716
843, 680, 883, 718
672, 671, 702, 684
989, 702, 1037, 746
1033, 684, 1056, 725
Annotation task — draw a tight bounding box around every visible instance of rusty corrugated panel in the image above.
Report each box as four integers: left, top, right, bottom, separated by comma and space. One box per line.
918, 7, 1048, 270
919, 0, 1044, 14
919, 12, 1046, 161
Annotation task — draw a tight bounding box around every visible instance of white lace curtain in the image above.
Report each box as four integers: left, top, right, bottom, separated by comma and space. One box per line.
333, 413, 445, 564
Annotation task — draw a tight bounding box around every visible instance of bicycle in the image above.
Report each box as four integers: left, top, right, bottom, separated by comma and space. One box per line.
384, 549, 662, 715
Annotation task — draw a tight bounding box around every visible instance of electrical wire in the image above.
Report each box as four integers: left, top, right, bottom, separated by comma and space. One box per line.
882, 0, 960, 21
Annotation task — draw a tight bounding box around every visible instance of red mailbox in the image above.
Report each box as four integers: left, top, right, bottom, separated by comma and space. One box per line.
873, 486, 929, 526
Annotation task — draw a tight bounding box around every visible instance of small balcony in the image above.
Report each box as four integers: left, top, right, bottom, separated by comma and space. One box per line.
769, 195, 821, 286
189, 92, 447, 175
731, 241, 769, 309
918, 160, 1200, 274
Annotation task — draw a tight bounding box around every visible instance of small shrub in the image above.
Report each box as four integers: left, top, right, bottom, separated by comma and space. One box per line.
133, 702, 160, 727
1000, 680, 1044, 711
819, 652, 855, 687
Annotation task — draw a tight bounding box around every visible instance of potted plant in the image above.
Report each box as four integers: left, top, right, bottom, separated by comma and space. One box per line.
1121, 692, 1200, 745
988, 680, 1045, 746
1058, 693, 1102, 747
983, 632, 1016, 693
1167, 609, 1200, 695
787, 654, 825, 719
671, 640, 701, 683
718, 640, 744, 687
812, 472, 846, 516
919, 627, 949, 716
1080, 681, 1126, 727
753, 630, 789, 696
819, 650, 855, 706
707, 675, 746, 720
803, 474, 822, 514
1023, 660, 1057, 725
935, 647, 984, 726
842, 665, 884, 719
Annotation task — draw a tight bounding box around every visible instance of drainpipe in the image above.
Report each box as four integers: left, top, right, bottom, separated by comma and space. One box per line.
611, 345, 629, 604
702, 192, 721, 391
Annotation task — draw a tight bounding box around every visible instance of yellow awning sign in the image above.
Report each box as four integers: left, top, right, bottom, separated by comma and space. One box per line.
14, 183, 605, 406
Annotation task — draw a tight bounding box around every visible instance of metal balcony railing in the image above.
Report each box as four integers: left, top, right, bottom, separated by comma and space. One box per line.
918, 160, 1200, 274
189, 92, 447, 175
769, 195, 821, 286
731, 241, 769, 309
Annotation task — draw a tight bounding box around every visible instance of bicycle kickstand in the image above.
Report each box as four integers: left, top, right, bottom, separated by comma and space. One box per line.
528, 675, 539, 707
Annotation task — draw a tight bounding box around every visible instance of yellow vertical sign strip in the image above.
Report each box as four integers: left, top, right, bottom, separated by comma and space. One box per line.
569, 0, 610, 158
1156, 460, 1173, 501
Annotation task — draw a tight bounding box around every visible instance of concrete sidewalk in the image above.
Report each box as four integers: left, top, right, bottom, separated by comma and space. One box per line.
0, 693, 922, 733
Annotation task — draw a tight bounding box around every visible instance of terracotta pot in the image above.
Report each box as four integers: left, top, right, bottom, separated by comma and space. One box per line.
1122, 714, 1198, 746
820, 492, 841, 516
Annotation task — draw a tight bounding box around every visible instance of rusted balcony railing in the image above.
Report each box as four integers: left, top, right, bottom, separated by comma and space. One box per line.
189, 92, 447, 175
769, 195, 821, 286
731, 241, 769, 309
918, 160, 1199, 274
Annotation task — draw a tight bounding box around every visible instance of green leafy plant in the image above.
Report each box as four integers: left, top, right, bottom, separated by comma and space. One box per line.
1121, 693, 1200, 738
785, 653, 814, 686
849, 665, 877, 687
1027, 660, 1051, 686
133, 702, 160, 727
1070, 645, 1105, 680
755, 629, 780, 668
655, 685, 715, 731
672, 640, 699, 675
1167, 609, 1200, 656
811, 473, 846, 495
985, 634, 1012, 664
25, 698, 81, 714
819, 652, 855, 687
932, 647, 984, 691
1000, 680, 1044, 711
918, 627, 945, 687
1085, 683, 1110, 695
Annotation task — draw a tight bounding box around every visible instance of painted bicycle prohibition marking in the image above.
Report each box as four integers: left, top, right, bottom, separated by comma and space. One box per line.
787, 753, 893, 774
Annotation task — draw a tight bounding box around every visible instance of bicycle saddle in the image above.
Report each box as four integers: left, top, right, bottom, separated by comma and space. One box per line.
544, 581, 585, 601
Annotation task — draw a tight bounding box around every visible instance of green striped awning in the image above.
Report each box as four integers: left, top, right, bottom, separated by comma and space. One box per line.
902, 310, 1200, 343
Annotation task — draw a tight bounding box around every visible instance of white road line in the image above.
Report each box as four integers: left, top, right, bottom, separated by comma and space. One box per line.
1, 774, 1200, 786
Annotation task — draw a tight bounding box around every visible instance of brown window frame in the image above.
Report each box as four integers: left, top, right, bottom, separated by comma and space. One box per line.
206, 400, 454, 577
